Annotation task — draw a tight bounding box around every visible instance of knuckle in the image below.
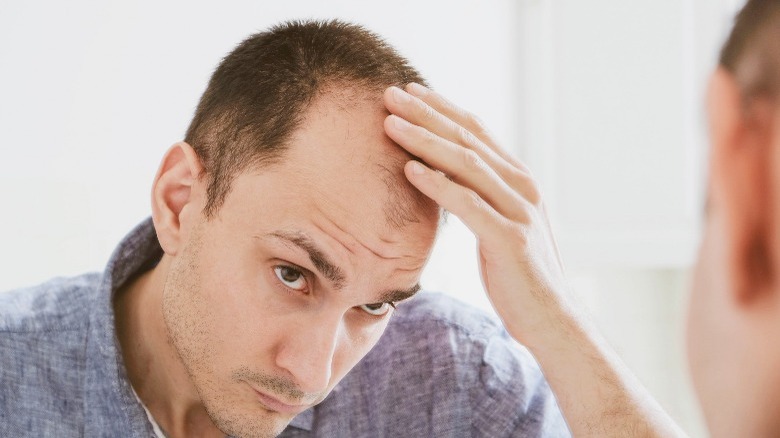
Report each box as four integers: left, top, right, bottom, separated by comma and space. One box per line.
419, 127, 437, 145
466, 112, 489, 135
437, 95, 457, 115
507, 168, 542, 205
513, 159, 531, 174
458, 125, 479, 148
420, 102, 437, 123
462, 189, 485, 210
461, 149, 484, 173
504, 221, 530, 245
430, 168, 447, 190
525, 179, 543, 205
506, 167, 529, 188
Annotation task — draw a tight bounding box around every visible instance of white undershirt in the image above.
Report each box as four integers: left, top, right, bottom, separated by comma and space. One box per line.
132, 388, 168, 438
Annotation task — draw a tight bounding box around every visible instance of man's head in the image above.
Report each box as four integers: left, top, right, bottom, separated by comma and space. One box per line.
689, 1, 780, 436
149, 20, 440, 437
184, 19, 429, 218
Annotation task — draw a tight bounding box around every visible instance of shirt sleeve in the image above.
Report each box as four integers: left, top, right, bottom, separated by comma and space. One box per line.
467, 329, 571, 437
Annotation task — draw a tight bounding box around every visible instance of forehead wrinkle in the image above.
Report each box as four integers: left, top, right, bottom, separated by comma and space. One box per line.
306, 220, 426, 304
317, 212, 401, 261
310, 220, 357, 257
314, 208, 433, 268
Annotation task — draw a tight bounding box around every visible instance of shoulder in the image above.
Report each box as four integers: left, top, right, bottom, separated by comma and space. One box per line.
0, 274, 100, 435
379, 291, 522, 366
320, 292, 569, 437
0, 273, 101, 332
390, 290, 505, 338
376, 291, 542, 384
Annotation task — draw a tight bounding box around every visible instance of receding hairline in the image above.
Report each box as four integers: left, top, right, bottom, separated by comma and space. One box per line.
199, 83, 443, 232
184, 18, 431, 219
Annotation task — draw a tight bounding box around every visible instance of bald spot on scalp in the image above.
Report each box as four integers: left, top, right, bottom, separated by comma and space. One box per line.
309, 84, 442, 233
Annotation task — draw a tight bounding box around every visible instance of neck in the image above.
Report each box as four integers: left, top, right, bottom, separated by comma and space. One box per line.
114, 255, 225, 438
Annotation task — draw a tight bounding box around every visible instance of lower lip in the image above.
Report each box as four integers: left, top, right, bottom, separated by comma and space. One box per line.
252, 387, 307, 415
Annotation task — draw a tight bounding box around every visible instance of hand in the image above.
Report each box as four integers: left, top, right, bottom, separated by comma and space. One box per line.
382, 83, 573, 347
383, 84, 687, 438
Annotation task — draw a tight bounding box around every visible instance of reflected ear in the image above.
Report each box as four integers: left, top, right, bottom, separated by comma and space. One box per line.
707, 68, 775, 304
151, 142, 204, 256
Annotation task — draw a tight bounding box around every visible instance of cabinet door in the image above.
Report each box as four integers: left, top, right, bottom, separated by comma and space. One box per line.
517, 0, 742, 268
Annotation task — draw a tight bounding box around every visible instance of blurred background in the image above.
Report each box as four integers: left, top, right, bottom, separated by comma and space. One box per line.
0, 1, 747, 436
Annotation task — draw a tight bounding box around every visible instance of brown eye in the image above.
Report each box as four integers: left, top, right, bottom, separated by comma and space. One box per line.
274, 266, 307, 291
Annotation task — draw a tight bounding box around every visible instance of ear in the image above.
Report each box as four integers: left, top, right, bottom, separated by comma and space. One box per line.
151, 142, 204, 256
707, 67, 775, 304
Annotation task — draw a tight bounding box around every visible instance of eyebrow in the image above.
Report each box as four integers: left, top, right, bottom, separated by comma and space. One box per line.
269, 231, 346, 289
377, 284, 422, 304
266, 230, 422, 303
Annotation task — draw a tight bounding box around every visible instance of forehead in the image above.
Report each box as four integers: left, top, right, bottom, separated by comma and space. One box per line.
289, 91, 407, 189
288, 91, 436, 224
225, 89, 439, 260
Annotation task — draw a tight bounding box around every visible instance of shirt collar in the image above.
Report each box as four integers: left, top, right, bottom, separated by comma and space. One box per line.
83, 218, 314, 433
83, 217, 163, 435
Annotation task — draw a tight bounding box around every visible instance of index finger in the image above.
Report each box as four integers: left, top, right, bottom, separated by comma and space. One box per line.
404, 83, 529, 173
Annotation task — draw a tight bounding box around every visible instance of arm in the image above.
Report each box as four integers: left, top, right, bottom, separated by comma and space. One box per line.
382, 83, 686, 438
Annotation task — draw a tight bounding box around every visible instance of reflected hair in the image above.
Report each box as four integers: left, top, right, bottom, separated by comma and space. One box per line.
719, 0, 780, 101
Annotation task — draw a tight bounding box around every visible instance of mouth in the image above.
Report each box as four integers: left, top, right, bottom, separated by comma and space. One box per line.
247, 384, 309, 415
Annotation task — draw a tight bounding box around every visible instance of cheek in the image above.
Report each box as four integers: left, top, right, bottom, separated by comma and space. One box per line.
201, 268, 282, 357
687, 249, 708, 373
687, 239, 712, 415
689, 224, 716, 347
687, 220, 728, 403
176, 246, 282, 366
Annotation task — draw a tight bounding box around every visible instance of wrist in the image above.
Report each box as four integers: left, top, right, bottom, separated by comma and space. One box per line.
504, 297, 595, 356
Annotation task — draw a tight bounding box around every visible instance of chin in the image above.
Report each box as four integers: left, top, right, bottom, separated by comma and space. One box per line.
204, 401, 291, 438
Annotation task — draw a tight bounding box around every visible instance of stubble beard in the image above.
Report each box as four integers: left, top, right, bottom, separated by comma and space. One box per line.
161, 223, 284, 438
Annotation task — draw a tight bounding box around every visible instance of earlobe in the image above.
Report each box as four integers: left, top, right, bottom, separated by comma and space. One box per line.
151, 142, 204, 255
708, 68, 775, 304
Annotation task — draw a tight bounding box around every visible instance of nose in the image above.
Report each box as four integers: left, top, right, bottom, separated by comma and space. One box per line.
275, 311, 343, 395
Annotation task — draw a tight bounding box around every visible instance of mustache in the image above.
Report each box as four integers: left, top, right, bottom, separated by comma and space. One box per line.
231, 366, 322, 403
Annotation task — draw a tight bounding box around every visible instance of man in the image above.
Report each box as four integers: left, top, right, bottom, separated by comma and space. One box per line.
689, 0, 780, 436
0, 20, 573, 437
8, 1, 777, 435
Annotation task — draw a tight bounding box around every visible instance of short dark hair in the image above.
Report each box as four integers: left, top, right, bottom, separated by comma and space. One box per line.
184, 19, 428, 217
719, 0, 780, 100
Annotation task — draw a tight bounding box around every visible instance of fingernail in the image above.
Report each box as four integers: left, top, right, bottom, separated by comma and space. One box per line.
407, 82, 429, 97
392, 86, 411, 104
393, 115, 411, 131
410, 161, 426, 175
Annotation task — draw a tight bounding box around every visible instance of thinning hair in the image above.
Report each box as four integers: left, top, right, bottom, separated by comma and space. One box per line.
719, 0, 780, 101
184, 19, 430, 219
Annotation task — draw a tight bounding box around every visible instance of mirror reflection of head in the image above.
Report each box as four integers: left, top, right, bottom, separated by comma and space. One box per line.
690, 1, 780, 436
126, 20, 442, 438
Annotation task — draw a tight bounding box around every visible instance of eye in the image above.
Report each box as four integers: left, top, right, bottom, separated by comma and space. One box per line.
273, 266, 307, 291
358, 302, 396, 316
